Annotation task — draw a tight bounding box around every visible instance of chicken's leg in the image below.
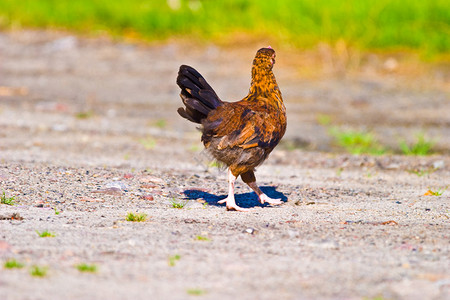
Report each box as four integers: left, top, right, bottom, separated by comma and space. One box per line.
217, 169, 249, 212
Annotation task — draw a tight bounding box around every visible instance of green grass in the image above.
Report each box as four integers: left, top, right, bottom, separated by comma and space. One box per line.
329, 127, 386, 155
75, 110, 95, 119
0, 0, 448, 58
126, 212, 147, 222
30, 265, 48, 277
399, 133, 435, 155
187, 288, 206, 296
195, 235, 210, 241
168, 254, 181, 267
76, 263, 97, 273
4, 259, 24, 269
1, 191, 16, 205
424, 188, 446, 196
36, 230, 56, 237
169, 198, 188, 209
138, 137, 156, 150
407, 167, 437, 177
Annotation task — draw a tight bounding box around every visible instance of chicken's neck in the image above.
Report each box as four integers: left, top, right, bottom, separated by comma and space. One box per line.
249, 67, 282, 101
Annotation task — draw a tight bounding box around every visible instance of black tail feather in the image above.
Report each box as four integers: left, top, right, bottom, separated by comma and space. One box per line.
177, 65, 222, 124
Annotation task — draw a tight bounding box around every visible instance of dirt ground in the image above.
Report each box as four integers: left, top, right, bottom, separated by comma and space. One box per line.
0, 30, 449, 300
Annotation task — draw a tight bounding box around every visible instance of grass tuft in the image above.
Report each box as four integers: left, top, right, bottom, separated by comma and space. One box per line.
424, 188, 446, 196
36, 230, 56, 237
187, 288, 206, 296
76, 263, 97, 273
4, 259, 24, 269
399, 133, 435, 156
168, 254, 181, 267
75, 111, 94, 119
1, 191, 16, 205
30, 265, 48, 277
139, 137, 157, 150
169, 198, 188, 209
195, 235, 210, 241
126, 212, 147, 222
329, 127, 386, 155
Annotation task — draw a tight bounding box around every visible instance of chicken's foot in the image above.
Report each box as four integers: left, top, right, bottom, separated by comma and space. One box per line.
217, 169, 249, 212
247, 182, 283, 206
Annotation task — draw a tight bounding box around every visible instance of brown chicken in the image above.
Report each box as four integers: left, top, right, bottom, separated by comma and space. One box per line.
177, 47, 286, 211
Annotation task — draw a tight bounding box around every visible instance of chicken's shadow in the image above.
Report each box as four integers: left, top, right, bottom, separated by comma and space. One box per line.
183, 186, 287, 209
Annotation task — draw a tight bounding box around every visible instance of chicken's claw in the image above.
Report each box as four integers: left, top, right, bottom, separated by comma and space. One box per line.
226, 204, 250, 212
259, 194, 283, 206
218, 197, 249, 212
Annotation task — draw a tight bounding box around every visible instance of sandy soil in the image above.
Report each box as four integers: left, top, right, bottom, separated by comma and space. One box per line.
0, 30, 449, 300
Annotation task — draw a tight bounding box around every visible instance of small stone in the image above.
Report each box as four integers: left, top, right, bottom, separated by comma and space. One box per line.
140, 195, 154, 201
243, 228, 258, 235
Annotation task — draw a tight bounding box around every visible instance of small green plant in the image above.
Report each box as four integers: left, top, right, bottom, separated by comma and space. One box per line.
407, 167, 437, 177
139, 137, 156, 150
424, 188, 446, 196
1, 191, 15, 205
208, 161, 221, 168
36, 230, 55, 237
187, 288, 206, 296
155, 119, 167, 129
4, 259, 24, 269
54, 208, 60, 215
75, 111, 94, 119
169, 198, 188, 209
316, 114, 332, 126
168, 254, 181, 267
195, 235, 210, 241
76, 263, 97, 273
126, 212, 147, 222
399, 133, 435, 155
329, 127, 386, 155
30, 265, 47, 277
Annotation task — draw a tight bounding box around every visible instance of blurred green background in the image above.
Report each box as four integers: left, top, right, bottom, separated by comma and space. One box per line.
0, 0, 448, 60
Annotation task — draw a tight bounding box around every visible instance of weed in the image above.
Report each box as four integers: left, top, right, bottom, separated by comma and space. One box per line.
329, 127, 386, 155
139, 137, 156, 150
168, 254, 181, 267
36, 230, 55, 238
1, 191, 15, 205
316, 114, 332, 126
155, 119, 167, 129
4, 259, 24, 269
187, 289, 206, 296
30, 265, 47, 277
424, 188, 446, 196
407, 167, 437, 177
208, 161, 221, 168
169, 198, 188, 209
189, 144, 201, 152
75, 111, 94, 119
126, 212, 147, 222
76, 263, 97, 273
195, 235, 210, 241
399, 133, 435, 155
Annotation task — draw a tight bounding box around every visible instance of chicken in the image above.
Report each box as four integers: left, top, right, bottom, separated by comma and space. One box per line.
177, 47, 286, 211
